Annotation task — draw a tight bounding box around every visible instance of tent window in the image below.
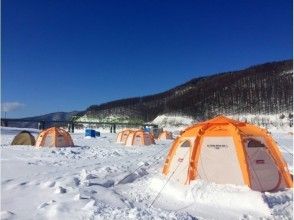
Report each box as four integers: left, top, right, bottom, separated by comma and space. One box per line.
180, 140, 191, 148
248, 139, 265, 148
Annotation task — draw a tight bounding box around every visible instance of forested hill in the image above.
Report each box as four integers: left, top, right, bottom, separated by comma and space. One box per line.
79, 60, 292, 122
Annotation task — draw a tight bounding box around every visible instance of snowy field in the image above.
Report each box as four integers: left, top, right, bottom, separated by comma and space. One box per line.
1, 126, 293, 220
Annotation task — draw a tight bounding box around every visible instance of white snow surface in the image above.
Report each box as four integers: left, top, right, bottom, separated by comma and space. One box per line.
228, 113, 293, 129
151, 115, 195, 132
1, 126, 293, 220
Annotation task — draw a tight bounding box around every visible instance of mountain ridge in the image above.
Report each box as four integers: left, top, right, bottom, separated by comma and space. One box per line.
7, 59, 293, 125
81, 59, 293, 122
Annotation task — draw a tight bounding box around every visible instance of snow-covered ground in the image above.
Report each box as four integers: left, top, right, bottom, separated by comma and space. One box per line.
1, 126, 293, 220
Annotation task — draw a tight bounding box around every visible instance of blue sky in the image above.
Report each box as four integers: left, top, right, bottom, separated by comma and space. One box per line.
2, 0, 292, 118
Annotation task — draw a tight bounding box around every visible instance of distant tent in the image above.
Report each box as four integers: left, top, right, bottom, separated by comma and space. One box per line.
35, 127, 74, 148
125, 130, 155, 146
116, 129, 133, 144
11, 130, 36, 146
158, 131, 173, 140
162, 115, 293, 192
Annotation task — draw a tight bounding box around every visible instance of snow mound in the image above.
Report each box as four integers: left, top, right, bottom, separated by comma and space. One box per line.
147, 177, 272, 219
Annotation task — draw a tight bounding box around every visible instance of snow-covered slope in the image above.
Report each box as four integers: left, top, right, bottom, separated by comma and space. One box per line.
151, 114, 195, 132
76, 114, 144, 124
1, 127, 293, 219
228, 113, 293, 129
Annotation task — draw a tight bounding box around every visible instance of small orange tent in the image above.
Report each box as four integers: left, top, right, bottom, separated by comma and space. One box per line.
116, 129, 133, 144
162, 115, 292, 192
125, 130, 155, 146
36, 127, 74, 148
158, 131, 173, 140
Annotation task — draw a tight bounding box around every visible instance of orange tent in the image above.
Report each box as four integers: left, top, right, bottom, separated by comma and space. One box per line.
116, 129, 133, 144
158, 131, 173, 140
162, 115, 292, 192
36, 127, 74, 148
125, 130, 155, 146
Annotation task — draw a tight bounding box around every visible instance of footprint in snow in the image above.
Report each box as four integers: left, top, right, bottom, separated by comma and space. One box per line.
76, 189, 97, 200
240, 214, 253, 220
37, 200, 56, 209
117, 168, 149, 185
0, 211, 15, 220
19, 181, 28, 186
1, 179, 14, 184
56, 177, 80, 188
137, 161, 149, 166
54, 186, 67, 194
86, 179, 115, 188
70, 150, 80, 154
80, 169, 97, 181
112, 151, 121, 156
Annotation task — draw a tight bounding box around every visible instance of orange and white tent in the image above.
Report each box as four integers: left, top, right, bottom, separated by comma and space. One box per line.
116, 129, 133, 144
158, 131, 173, 140
125, 130, 155, 146
36, 127, 74, 148
162, 115, 292, 192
